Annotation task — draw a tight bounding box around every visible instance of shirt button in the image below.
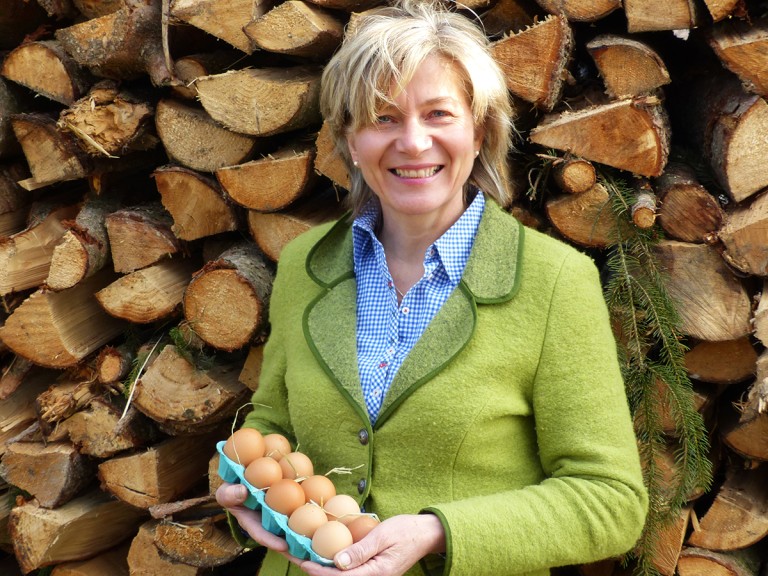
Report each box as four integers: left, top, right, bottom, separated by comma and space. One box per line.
358, 429, 369, 445
357, 479, 367, 494
387, 347, 394, 355
402, 307, 409, 314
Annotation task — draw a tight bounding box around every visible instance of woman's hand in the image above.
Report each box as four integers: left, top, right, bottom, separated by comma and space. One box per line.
298, 513, 446, 576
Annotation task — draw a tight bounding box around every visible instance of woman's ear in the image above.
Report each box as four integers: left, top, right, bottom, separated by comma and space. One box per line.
346, 132, 358, 165
473, 124, 485, 154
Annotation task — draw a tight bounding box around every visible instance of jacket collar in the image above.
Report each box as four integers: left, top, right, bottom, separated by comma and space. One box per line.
302, 197, 524, 427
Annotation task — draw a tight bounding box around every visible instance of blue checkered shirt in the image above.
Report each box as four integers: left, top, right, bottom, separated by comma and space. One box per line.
352, 193, 485, 424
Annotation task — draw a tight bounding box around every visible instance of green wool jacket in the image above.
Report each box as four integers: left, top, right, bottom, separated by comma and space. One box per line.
242, 197, 648, 576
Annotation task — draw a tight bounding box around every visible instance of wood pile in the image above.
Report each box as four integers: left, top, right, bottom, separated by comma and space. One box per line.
0, 0, 767, 574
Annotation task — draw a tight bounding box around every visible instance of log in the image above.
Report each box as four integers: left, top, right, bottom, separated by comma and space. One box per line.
0, 356, 35, 401
132, 344, 250, 435
0, 202, 79, 296
127, 520, 207, 575
314, 120, 350, 190
653, 240, 752, 342
651, 505, 692, 576
686, 465, 768, 550
551, 157, 596, 195
194, 66, 323, 137
244, 1, 344, 59
0, 269, 126, 369
720, 354, 768, 461
72, 0, 125, 18
0, 80, 25, 158
490, 15, 573, 111
182, 242, 275, 350
708, 17, 768, 97
50, 543, 130, 576
55, 0, 172, 86
678, 546, 762, 576
0, 164, 30, 237
480, 0, 537, 37
545, 183, 619, 248
0, 0, 48, 50
302, 0, 381, 10
95, 258, 199, 324
36, 0, 79, 19
0, 442, 95, 509
171, 51, 242, 100
98, 433, 220, 508
657, 380, 714, 437
216, 143, 318, 211
153, 515, 242, 568
36, 380, 98, 429
46, 196, 121, 292
169, 0, 271, 54
104, 203, 182, 274
154, 99, 259, 173
0, 369, 60, 458
684, 337, 756, 386
586, 35, 671, 100
247, 205, 314, 261
57, 81, 157, 157
624, 0, 702, 33
534, 0, 620, 21
1, 40, 92, 105
654, 160, 724, 244
753, 280, 768, 347
702, 0, 747, 23
95, 343, 135, 385
529, 96, 670, 178
718, 190, 768, 276
154, 166, 239, 240
630, 185, 657, 230
8, 489, 146, 573
238, 344, 264, 392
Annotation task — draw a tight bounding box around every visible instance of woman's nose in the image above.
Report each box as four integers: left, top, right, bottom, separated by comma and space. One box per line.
396, 119, 431, 155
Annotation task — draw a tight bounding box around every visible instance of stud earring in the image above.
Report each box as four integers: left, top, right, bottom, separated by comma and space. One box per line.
353, 160, 359, 167
474, 150, 479, 157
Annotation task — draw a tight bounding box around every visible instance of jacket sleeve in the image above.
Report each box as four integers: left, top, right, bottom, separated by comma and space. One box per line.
423, 250, 648, 576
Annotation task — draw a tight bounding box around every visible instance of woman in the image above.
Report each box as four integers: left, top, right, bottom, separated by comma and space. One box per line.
217, 2, 648, 575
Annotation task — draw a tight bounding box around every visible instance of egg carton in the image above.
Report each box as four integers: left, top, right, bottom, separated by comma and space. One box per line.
216, 440, 335, 566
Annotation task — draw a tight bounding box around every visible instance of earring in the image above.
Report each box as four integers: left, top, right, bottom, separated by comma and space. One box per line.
474, 150, 479, 157
353, 160, 359, 167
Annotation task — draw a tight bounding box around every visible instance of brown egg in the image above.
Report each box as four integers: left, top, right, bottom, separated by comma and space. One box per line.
288, 502, 328, 538
323, 494, 360, 525
312, 520, 353, 560
347, 515, 380, 543
263, 433, 292, 460
301, 475, 336, 506
244, 456, 283, 489
265, 478, 306, 516
279, 451, 314, 480
222, 428, 265, 467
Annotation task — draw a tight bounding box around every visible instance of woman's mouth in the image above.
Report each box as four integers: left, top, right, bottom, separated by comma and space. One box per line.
391, 166, 443, 178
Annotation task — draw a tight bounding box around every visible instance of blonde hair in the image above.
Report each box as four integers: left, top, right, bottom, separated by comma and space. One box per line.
320, 0, 514, 216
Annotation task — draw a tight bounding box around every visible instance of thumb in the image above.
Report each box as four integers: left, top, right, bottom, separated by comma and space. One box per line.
334, 540, 375, 571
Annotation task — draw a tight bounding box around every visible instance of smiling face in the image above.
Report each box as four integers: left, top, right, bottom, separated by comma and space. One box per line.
346, 54, 484, 231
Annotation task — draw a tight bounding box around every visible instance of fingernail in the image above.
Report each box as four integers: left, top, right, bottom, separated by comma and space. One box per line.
337, 552, 351, 569
235, 484, 248, 498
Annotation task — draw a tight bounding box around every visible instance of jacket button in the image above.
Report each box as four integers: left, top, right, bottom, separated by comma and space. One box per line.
358, 429, 369, 445
357, 479, 366, 494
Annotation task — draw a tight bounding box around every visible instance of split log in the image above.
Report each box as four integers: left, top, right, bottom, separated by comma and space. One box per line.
654, 161, 724, 244
57, 81, 157, 157
0, 356, 35, 400
127, 520, 207, 575
651, 505, 692, 576
46, 196, 121, 292
718, 190, 768, 276
72, 0, 125, 18
586, 35, 671, 99
529, 96, 670, 178
182, 242, 275, 350
534, 0, 620, 21
238, 344, 264, 392
551, 157, 596, 195
702, 0, 747, 22
686, 465, 768, 550
675, 75, 768, 203
154, 99, 259, 173
1, 40, 92, 105
170, 51, 241, 100
753, 280, 768, 347
55, 0, 172, 86
95, 258, 199, 324
624, 0, 702, 33
490, 14, 573, 111
0, 269, 126, 369
684, 337, 756, 386
653, 240, 752, 342
657, 380, 715, 437
98, 432, 220, 508
169, 0, 271, 54
36, 0, 79, 19
678, 546, 763, 576
0, 165, 30, 237
50, 543, 130, 576
61, 400, 161, 459
216, 143, 318, 211
11, 113, 90, 189
95, 344, 135, 385
545, 183, 619, 248
153, 514, 242, 568
480, 0, 537, 37
708, 18, 768, 97
0, 80, 25, 157
132, 344, 250, 435
314, 120, 350, 190
302, 0, 381, 10
36, 380, 98, 429
0, 368, 59, 458
154, 166, 239, 241
0, 202, 79, 296
720, 354, 768, 461
0, 442, 95, 509
8, 489, 146, 573
194, 67, 323, 137
104, 203, 182, 274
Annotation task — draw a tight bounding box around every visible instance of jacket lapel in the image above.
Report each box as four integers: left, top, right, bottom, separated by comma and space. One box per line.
302, 200, 524, 425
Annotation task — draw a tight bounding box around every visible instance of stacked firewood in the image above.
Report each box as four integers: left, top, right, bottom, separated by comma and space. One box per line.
1, 0, 767, 574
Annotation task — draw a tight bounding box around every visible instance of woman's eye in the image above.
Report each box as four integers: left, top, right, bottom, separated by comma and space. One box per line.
375, 115, 394, 124
429, 110, 451, 119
